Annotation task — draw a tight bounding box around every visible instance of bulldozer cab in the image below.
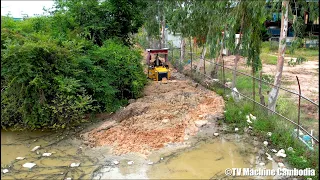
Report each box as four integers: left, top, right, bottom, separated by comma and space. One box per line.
146, 48, 170, 82
146, 48, 169, 66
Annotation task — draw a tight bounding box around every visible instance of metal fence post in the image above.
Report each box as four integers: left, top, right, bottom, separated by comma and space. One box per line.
222, 58, 225, 95
204, 57, 206, 75
296, 76, 301, 138
172, 48, 174, 67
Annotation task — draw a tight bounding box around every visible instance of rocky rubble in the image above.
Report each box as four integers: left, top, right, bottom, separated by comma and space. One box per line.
82, 70, 224, 156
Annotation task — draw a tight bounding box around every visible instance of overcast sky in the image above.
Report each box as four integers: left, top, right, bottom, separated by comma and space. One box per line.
1, 1, 55, 17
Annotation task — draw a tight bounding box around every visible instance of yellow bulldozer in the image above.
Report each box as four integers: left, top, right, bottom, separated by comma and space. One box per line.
146, 48, 170, 82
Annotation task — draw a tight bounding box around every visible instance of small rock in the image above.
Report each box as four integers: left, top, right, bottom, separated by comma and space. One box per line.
194, 120, 208, 127
249, 114, 256, 120
16, 157, 25, 160
113, 160, 119, 165
2, 169, 9, 174
148, 162, 154, 165
278, 162, 285, 168
263, 141, 268, 146
259, 162, 265, 166
267, 132, 272, 137
275, 149, 286, 157
42, 153, 52, 157
22, 162, 36, 169
287, 147, 293, 152
267, 156, 273, 161
65, 178, 72, 180
70, 163, 80, 167
31, 146, 40, 152
265, 153, 273, 161
235, 128, 239, 132
127, 161, 134, 165
161, 119, 169, 123
247, 119, 252, 124
214, 133, 219, 136
248, 126, 252, 129
160, 157, 164, 160
271, 149, 277, 153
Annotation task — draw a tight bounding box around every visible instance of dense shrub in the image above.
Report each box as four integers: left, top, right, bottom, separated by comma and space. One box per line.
75, 40, 147, 112
1, 31, 95, 129
1, 16, 147, 130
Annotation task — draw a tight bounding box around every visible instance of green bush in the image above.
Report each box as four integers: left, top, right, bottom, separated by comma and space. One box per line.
1, 0, 147, 130
1, 22, 147, 130
1, 32, 96, 129
76, 40, 147, 112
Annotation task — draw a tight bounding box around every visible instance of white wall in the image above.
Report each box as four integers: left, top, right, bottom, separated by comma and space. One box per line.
165, 29, 181, 48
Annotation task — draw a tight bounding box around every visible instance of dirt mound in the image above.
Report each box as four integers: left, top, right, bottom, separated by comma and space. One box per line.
82, 70, 224, 156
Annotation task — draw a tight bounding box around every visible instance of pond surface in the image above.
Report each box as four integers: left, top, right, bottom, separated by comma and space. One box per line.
147, 137, 259, 179
2, 130, 274, 179
1, 129, 98, 179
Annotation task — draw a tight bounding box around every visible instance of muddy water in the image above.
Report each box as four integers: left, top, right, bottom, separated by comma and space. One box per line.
147, 138, 256, 179
1, 130, 99, 179
93, 134, 274, 179
2, 130, 274, 179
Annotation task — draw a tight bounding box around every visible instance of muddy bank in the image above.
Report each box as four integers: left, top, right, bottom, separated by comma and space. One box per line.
91, 130, 283, 179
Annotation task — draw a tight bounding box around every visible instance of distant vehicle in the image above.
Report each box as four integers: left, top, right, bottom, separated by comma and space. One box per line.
146, 48, 170, 82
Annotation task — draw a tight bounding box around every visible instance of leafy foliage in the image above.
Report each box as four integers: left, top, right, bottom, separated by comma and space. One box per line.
53, 0, 146, 46
1, 0, 147, 130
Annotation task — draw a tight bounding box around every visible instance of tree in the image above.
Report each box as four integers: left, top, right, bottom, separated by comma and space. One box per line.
268, 0, 318, 112
268, 1, 289, 112
53, 0, 146, 46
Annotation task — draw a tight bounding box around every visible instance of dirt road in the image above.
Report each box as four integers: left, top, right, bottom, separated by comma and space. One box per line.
82, 70, 225, 156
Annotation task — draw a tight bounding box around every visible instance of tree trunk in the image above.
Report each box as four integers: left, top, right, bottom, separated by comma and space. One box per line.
259, 71, 266, 106
268, 0, 289, 113
189, 36, 193, 73
293, 0, 298, 40
197, 46, 207, 71
213, 29, 226, 78
161, 17, 166, 48
180, 38, 185, 66
232, 15, 244, 89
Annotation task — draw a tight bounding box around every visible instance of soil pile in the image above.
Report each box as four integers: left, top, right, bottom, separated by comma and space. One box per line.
82, 70, 224, 156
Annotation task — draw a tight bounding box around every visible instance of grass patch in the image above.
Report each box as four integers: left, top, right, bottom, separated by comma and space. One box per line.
223, 99, 319, 180
260, 53, 278, 65
290, 48, 319, 61
261, 41, 319, 62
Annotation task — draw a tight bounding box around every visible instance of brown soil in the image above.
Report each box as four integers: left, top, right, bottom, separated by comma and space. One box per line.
82, 70, 224, 156
192, 55, 319, 138
221, 55, 319, 101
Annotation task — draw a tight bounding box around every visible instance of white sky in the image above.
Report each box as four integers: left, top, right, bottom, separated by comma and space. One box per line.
1, 1, 55, 17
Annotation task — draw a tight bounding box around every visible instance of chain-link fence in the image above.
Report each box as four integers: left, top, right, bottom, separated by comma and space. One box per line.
169, 46, 319, 146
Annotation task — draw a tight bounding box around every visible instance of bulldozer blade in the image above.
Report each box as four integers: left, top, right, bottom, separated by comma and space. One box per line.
161, 77, 168, 84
